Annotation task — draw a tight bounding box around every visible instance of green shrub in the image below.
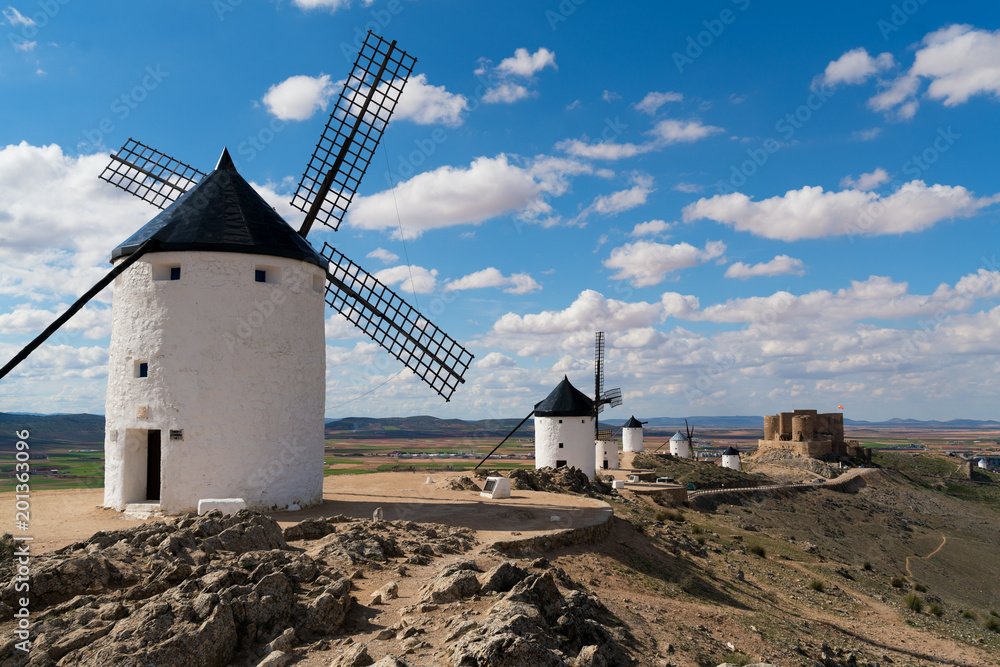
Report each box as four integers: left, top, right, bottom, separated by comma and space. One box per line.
929, 602, 944, 617
655, 509, 686, 523
862, 560, 873, 571
904, 593, 923, 613
747, 544, 766, 558
808, 579, 826, 593
990, 609, 999, 618
890, 576, 906, 588
655, 510, 668, 522
691, 524, 703, 534
985, 616, 1000, 633
695, 535, 706, 545
914, 582, 927, 592
962, 610, 978, 620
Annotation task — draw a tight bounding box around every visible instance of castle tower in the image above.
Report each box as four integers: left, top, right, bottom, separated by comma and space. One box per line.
622, 415, 645, 453
721, 446, 741, 471
669, 430, 690, 458
533, 376, 595, 477
103, 150, 328, 514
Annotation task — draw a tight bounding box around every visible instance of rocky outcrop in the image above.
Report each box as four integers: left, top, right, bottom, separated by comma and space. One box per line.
0, 512, 476, 667
449, 562, 632, 667
504, 467, 612, 496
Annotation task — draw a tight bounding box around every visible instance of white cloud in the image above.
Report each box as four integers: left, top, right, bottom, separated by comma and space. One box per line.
492, 289, 662, 336
2, 6, 34, 26
913, 25, 1000, 106
673, 182, 703, 193
347, 155, 544, 239
396, 73, 469, 126
292, 0, 372, 10
366, 248, 399, 264
475, 352, 517, 369
724, 255, 806, 280
650, 119, 724, 144
820, 48, 894, 87
590, 174, 655, 216
262, 74, 336, 121
604, 240, 726, 287
841, 168, 890, 190
683, 181, 996, 240
373, 265, 439, 294
445, 267, 541, 294
629, 220, 672, 237
482, 82, 532, 104
858, 25, 1000, 118
556, 118, 722, 162
601, 90, 621, 102
635, 91, 683, 115
852, 128, 882, 141
13, 39, 35, 52
478, 47, 556, 105
496, 47, 557, 77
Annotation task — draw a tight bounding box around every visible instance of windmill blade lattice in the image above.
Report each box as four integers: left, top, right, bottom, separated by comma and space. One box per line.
99, 138, 205, 209
322, 243, 472, 401
292, 31, 416, 236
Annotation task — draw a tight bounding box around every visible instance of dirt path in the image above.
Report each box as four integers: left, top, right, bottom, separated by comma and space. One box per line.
905, 534, 948, 577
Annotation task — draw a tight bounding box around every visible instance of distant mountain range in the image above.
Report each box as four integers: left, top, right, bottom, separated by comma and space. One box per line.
3, 412, 999, 452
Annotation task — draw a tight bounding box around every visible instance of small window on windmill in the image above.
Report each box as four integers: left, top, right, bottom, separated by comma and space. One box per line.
152, 263, 181, 281
255, 265, 279, 284
558, 419, 563, 423
556, 460, 567, 468
169, 429, 183, 441
135, 361, 148, 378
558, 442, 564, 449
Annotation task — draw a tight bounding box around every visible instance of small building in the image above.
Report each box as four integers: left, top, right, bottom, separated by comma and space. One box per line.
622, 415, 646, 453
669, 431, 690, 458
595, 438, 619, 471
721, 446, 741, 471
533, 376, 595, 477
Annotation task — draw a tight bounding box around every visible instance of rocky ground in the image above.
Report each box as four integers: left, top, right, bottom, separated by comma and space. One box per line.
2, 461, 999, 667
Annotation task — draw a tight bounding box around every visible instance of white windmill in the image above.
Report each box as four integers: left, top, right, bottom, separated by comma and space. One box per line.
1, 33, 473, 515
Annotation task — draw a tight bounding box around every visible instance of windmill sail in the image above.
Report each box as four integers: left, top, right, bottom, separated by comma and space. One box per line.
292, 31, 416, 237
323, 244, 472, 401
99, 138, 205, 209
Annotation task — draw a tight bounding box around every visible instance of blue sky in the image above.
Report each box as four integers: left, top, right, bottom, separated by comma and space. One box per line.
2, 0, 1000, 421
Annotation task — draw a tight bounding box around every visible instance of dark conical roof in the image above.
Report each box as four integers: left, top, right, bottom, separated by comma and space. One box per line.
722, 446, 740, 456
533, 376, 594, 417
110, 148, 326, 268
623, 415, 644, 429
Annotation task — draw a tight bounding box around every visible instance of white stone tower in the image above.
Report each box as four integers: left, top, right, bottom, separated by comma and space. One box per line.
533, 376, 595, 477
622, 415, 645, 453
721, 446, 741, 471
103, 150, 328, 514
669, 431, 690, 458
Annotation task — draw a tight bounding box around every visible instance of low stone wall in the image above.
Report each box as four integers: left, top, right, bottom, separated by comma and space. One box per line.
689, 471, 869, 509
490, 503, 613, 557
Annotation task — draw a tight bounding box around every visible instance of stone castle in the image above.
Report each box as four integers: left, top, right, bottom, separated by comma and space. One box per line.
758, 409, 871, 463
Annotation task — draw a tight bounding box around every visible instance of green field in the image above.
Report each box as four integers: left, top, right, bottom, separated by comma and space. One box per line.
0, 450, 105, 492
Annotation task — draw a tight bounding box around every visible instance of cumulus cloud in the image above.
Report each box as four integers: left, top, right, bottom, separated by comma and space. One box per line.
395, 73, 469, 126
373, 265, 439, 294
589, 174, 655, 216
604, 240, 726, 287
477, 47, 557, 105
262, 74, 336, 121
841, 168, 890, 191
635, 91, 683, 115
724, 255, 806, 280
347, 155, 543, 239
820, 48, 894, 87
366, 248, 399, 264
445, 267, 541, 294
492, 289, 663, 336
683, 181, 996, 240
839, 25, 1000, 118
496, 47, 557, 77
556, 118, 722, 161
630, 220, 672, 237
475, 352, 517, 369
2, 6, 34, 26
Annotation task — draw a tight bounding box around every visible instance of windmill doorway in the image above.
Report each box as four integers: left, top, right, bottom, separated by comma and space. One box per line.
146, 430, 161, 501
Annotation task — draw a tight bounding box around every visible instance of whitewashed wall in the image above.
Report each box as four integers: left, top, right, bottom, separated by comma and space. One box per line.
670, 437, 690, 458
595, 439, 619, 471
103, 250, 327, 513
722, 453, 740, 471
534, 414, 595, 478
622, 426, 643, 453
